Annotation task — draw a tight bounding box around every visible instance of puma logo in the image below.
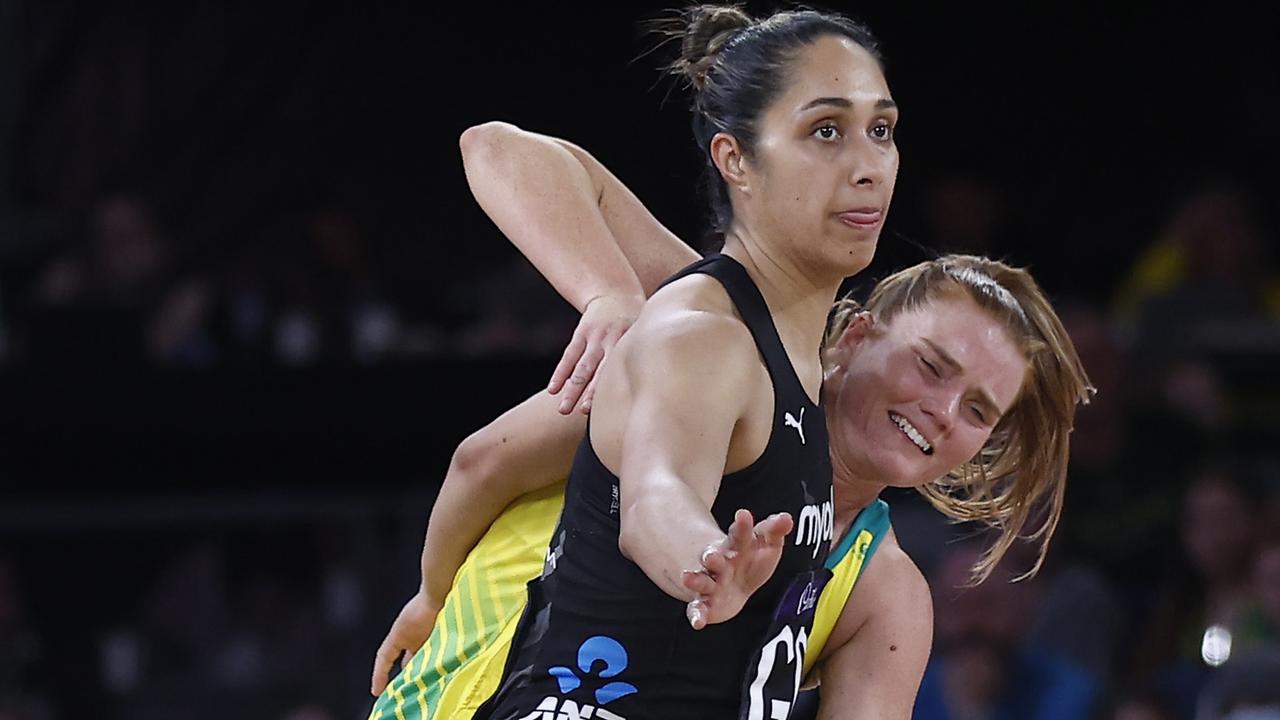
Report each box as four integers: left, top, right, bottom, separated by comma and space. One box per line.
784, 407, 805, 445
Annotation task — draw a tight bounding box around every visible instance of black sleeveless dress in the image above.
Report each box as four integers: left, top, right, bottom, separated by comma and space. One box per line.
475, 255, 834, 720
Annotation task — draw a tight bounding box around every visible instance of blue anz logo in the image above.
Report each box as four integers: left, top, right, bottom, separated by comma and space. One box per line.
518, 636, 638, 720
549, 634, 637, 704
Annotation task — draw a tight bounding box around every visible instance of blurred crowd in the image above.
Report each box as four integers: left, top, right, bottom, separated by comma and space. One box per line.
3, 3, 1278, 719
0, 188, 579, 371
2, 173, 1278, 720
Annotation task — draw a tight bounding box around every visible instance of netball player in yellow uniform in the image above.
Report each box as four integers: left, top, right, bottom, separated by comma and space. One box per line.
369, 121, 1092, 718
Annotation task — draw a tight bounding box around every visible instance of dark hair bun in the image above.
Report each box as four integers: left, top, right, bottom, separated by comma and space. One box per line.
674, 4, 753, 89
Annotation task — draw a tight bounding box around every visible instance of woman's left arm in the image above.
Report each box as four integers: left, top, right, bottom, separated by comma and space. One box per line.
815, 543, 933, 720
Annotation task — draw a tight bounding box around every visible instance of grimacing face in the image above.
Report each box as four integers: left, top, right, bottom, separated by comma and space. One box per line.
824, 294, 1027, 491
728, 34, 899, 282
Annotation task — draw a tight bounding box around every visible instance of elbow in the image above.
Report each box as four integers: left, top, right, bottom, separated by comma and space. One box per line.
447, 426, 499, 489
617, 524, 637, 563
458, 121, 517, 163
616, 500, 646, 562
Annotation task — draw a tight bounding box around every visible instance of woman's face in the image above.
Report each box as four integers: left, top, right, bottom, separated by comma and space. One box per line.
733, 34, 899, 280
825, 294, 1027, 491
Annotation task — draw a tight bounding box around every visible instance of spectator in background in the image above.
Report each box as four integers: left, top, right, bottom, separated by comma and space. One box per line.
270, 206, 401, 366
30, 188, 169, 366
1055, 301, 1162, 576
1130, 461, 1266, 718
28, 188, 216, 367
305, 207, 401, 365
914, 540, 1098, 720
450, 253, 578, 356
48, 190, 168, 308
1234, 511, 1280, 656
1062, 302, 1128, 478
217, 242, 276, 367
1112, 181, 1280, 356
135, 541, 230, 692
120, 531, 370, 719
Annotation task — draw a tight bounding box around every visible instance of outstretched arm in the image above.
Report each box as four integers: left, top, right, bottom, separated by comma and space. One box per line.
603, 299, 792, 627
460, 121, 699, 412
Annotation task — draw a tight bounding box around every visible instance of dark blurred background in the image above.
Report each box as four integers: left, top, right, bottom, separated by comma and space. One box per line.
1, 2, 1278, 719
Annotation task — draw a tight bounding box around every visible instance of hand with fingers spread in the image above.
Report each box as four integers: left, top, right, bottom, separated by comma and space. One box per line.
370, 591, 442, 696
548, 293, 644, 414
681, 509, 795, 630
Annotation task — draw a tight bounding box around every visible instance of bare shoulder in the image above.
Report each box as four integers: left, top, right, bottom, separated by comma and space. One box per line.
587, 268, 767, 471
645, 270, 741, 319
862, 531, 931, 611
619, 272, 756, 370
585, 270, 761, 426
821, 529, 932, 663
850, 530, 933, 639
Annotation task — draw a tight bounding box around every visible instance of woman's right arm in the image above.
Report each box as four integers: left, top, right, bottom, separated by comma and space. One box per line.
417, 390, 585, 606
459, 121, 699, 304
460, 122, 700, 412
371, 389, 586, 695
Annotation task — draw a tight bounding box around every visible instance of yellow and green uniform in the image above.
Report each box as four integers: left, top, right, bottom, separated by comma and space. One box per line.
804, 498, 889, 679
369, 487, 890, 720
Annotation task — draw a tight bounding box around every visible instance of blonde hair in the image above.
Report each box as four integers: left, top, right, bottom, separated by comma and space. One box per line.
824, 255, 1095, 583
